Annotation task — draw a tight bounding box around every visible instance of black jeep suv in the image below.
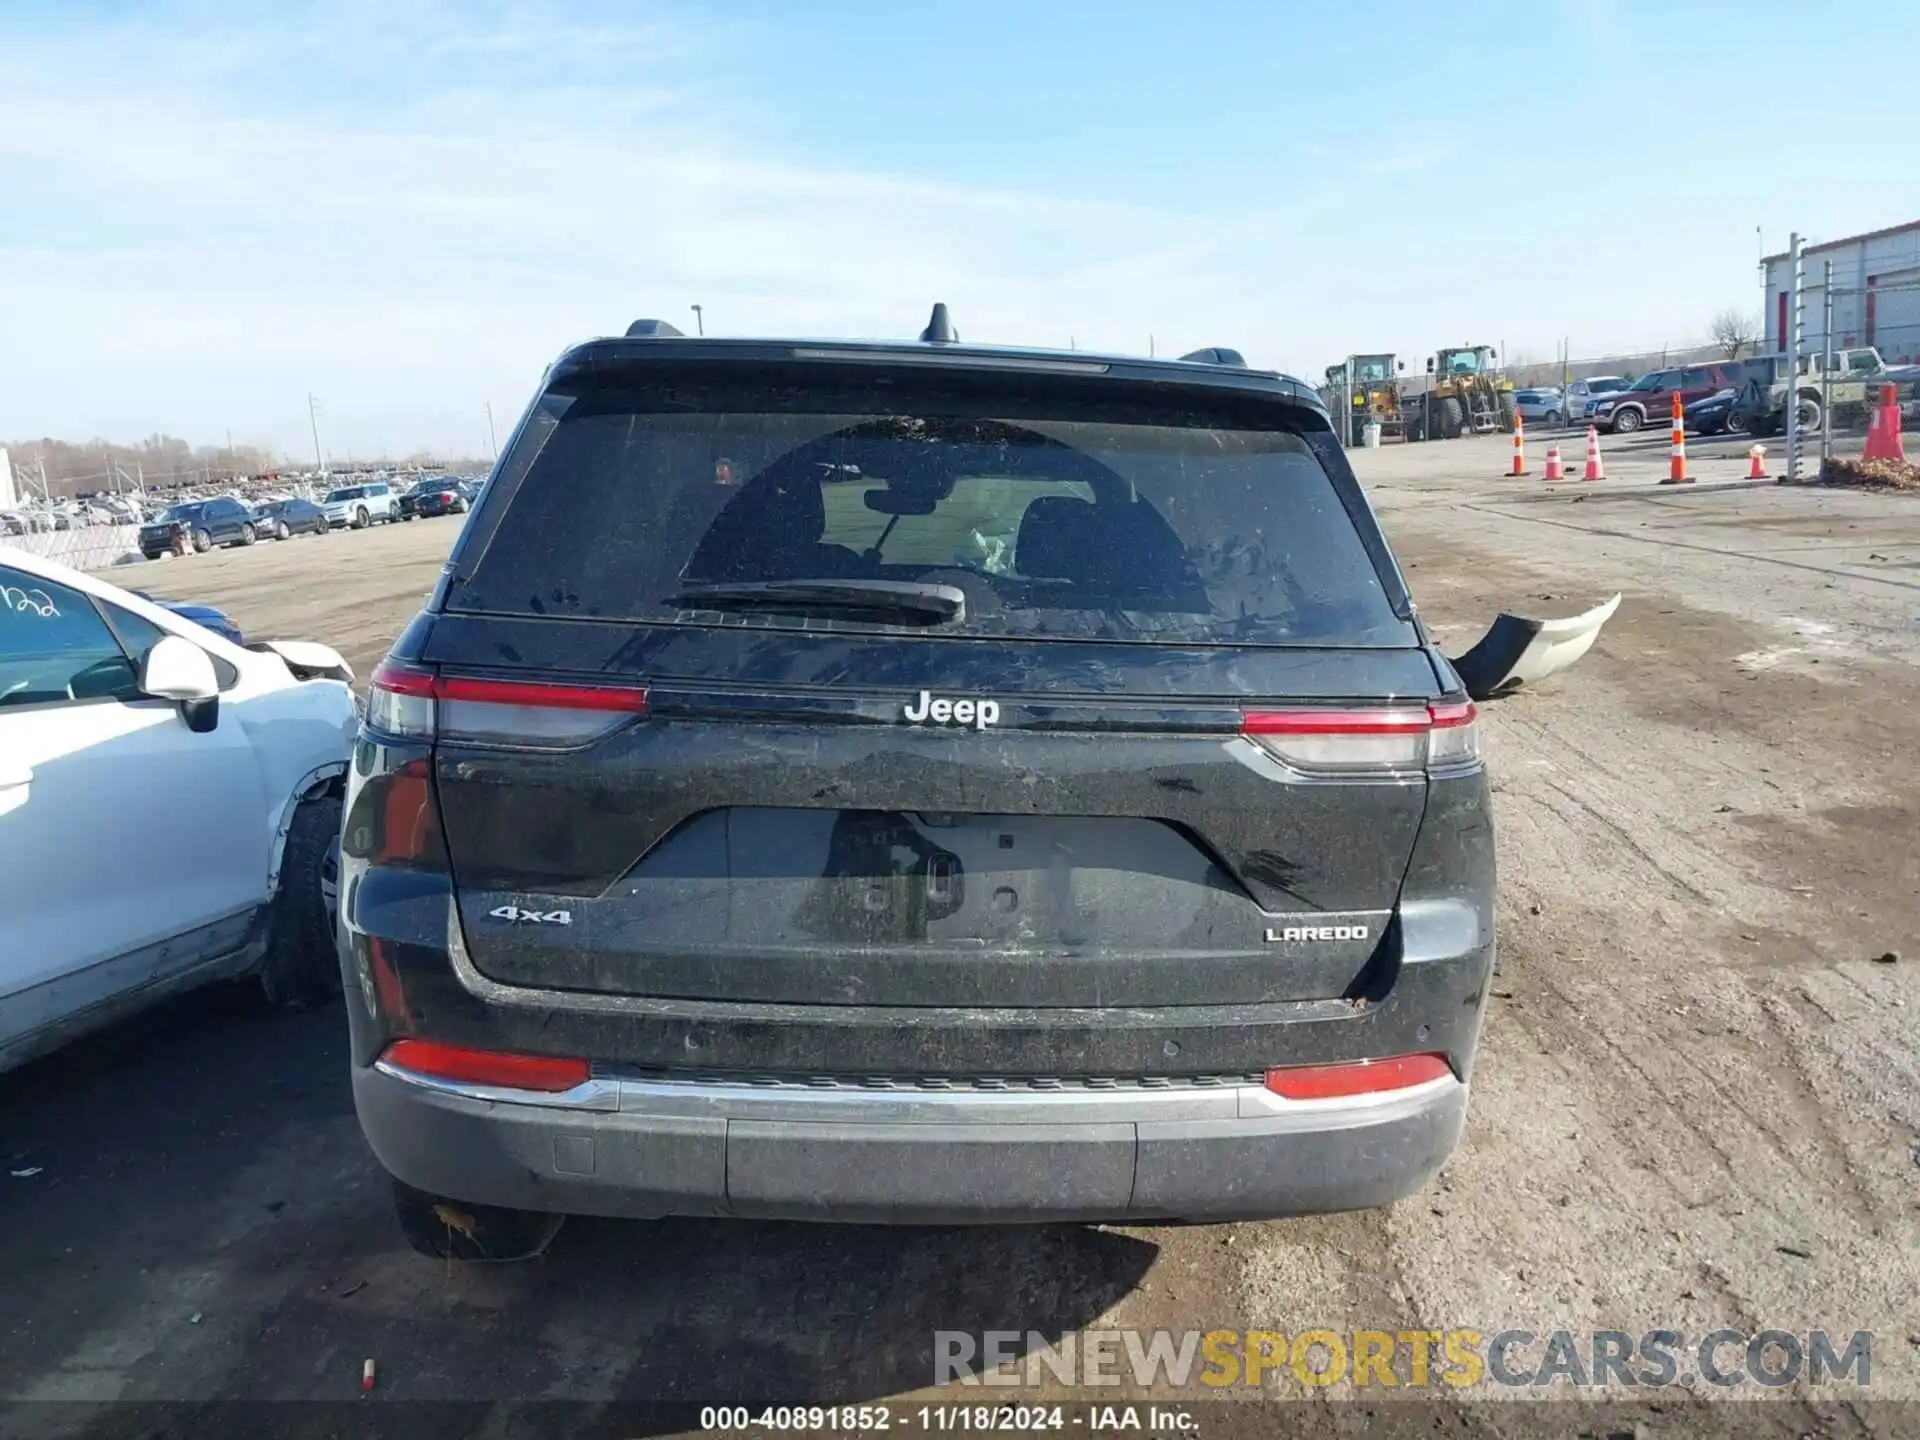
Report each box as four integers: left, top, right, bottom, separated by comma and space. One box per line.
341, 309, 1496, 1257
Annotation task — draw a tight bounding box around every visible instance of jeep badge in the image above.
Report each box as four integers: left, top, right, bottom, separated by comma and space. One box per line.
902, 690, 1000, 731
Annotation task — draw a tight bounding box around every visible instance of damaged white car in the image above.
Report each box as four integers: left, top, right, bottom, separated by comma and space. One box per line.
0, 546, 357, 1074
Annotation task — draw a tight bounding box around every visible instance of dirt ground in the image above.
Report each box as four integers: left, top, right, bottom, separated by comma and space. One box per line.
3, 441, 1917, 1437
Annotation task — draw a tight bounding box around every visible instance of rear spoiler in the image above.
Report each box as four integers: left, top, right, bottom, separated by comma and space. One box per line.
1449, 594, 1621, 701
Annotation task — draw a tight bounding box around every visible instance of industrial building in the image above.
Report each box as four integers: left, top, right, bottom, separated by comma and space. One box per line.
1763, 219, 1920, 364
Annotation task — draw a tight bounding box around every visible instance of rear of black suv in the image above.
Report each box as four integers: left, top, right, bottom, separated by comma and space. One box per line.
341, 326, 1495, 1245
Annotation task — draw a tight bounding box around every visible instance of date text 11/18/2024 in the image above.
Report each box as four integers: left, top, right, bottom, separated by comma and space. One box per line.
699, 1405, 1195, 1433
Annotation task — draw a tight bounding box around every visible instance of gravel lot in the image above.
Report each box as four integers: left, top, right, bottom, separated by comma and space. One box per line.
3, 439, 1916, 1436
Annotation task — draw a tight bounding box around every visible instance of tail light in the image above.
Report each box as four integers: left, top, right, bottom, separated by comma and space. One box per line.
1241, 701, 1479, 776
367, 661, 647, 748
1264, 1052, 1451, 1100
381, 1039, 589, 1093
372, 757, 436, 863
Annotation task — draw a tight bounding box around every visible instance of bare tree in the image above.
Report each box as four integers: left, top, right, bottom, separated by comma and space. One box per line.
1709, 308, 1763, 359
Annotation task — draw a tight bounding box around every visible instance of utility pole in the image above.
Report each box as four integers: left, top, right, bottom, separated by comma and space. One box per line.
1785, 233, 1803, 483
484, 402, 498, 460
308, 393, 326, 476
691, 303, 704, 336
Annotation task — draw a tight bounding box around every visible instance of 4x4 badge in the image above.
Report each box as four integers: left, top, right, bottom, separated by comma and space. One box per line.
902, 690, 1000, 731
489, 905, 573, 925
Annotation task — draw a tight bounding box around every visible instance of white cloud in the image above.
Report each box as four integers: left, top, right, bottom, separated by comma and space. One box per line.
3, 2, 1313, 455
6, 1, 1863, 457
3, 2, 1451, 453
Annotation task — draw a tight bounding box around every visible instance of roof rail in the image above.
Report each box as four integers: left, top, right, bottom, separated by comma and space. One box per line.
625, 319, 686, 338
1178, 347, 1246, 367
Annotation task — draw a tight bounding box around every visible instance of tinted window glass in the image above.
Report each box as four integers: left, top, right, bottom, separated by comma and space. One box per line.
1679, 369, 1711, 387
101, 601, 240, 690
100, 599, 168, 661
450, 377, 1412, 647
0, 567, 140, 709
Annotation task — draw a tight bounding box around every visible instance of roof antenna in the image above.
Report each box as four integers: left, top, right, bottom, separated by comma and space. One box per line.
919, 303, 958, 344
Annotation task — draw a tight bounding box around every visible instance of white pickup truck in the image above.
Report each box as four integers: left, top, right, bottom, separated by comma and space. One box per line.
319, 480, 401, 529
1734, 347, 1886, 436
1, 545, 358, 1073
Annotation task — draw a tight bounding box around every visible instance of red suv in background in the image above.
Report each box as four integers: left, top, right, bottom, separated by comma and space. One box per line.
1591, 361, 1745, 434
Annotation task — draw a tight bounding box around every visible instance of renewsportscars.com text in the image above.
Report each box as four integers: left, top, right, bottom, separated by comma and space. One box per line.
935, 1328, 1873, 1390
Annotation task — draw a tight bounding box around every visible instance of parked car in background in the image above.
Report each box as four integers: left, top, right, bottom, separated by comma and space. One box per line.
1592, 362, 1746, 434
1883, 365, 1920, 426
0, 545, 359, 1074
252, 497, 330, 540
1731, 347, 1886, 437
1512, 388, 1566, 426
138, 497, 258, 558
1565, 376, 1632, 420
320, 482, 399, 529
1682, 388, 1741, 437
397, 477, 467, 520
128, 589, 246, 645
409, 479, 472, 520
346, 312, 1498, 1257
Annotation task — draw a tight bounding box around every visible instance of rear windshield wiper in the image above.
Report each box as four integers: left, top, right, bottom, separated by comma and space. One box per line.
666, 579, 966, 624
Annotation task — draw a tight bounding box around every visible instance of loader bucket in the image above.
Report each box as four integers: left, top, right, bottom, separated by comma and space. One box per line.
1449, 593, 1622, 701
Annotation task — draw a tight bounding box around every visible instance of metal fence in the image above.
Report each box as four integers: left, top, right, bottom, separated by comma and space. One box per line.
3, 522, 147, 573
1501, 344, 1729, 391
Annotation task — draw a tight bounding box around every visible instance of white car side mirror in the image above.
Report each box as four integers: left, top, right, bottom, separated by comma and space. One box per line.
140, 634, 220, 702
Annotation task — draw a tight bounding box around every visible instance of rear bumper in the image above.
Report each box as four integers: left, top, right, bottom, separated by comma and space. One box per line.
352, 1060, 1466, 1224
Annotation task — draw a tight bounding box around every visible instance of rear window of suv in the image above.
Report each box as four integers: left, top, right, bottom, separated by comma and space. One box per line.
446, 371, 1414, 647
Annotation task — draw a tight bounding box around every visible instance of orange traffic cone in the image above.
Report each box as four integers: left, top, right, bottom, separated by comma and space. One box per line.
1661, 392, 1691, 484
1746, 443, 1767, 479
1508, 412, 1527, 475
1582, 425, 1605, 481
1543, 445, 1565, 481
1863, 383, 1908, 463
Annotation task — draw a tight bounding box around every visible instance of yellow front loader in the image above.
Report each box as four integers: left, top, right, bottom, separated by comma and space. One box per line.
1404, 345, 1516, 441
1321, 354, 1407, 445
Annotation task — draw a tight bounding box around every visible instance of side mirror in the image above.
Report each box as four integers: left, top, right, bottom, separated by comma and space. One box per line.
1397, 361, 1406, 372
1426, 358, 1436, 374
141, 634, 220, 711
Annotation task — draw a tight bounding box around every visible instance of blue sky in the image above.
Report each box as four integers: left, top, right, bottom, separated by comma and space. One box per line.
2, 0, 1915, 458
